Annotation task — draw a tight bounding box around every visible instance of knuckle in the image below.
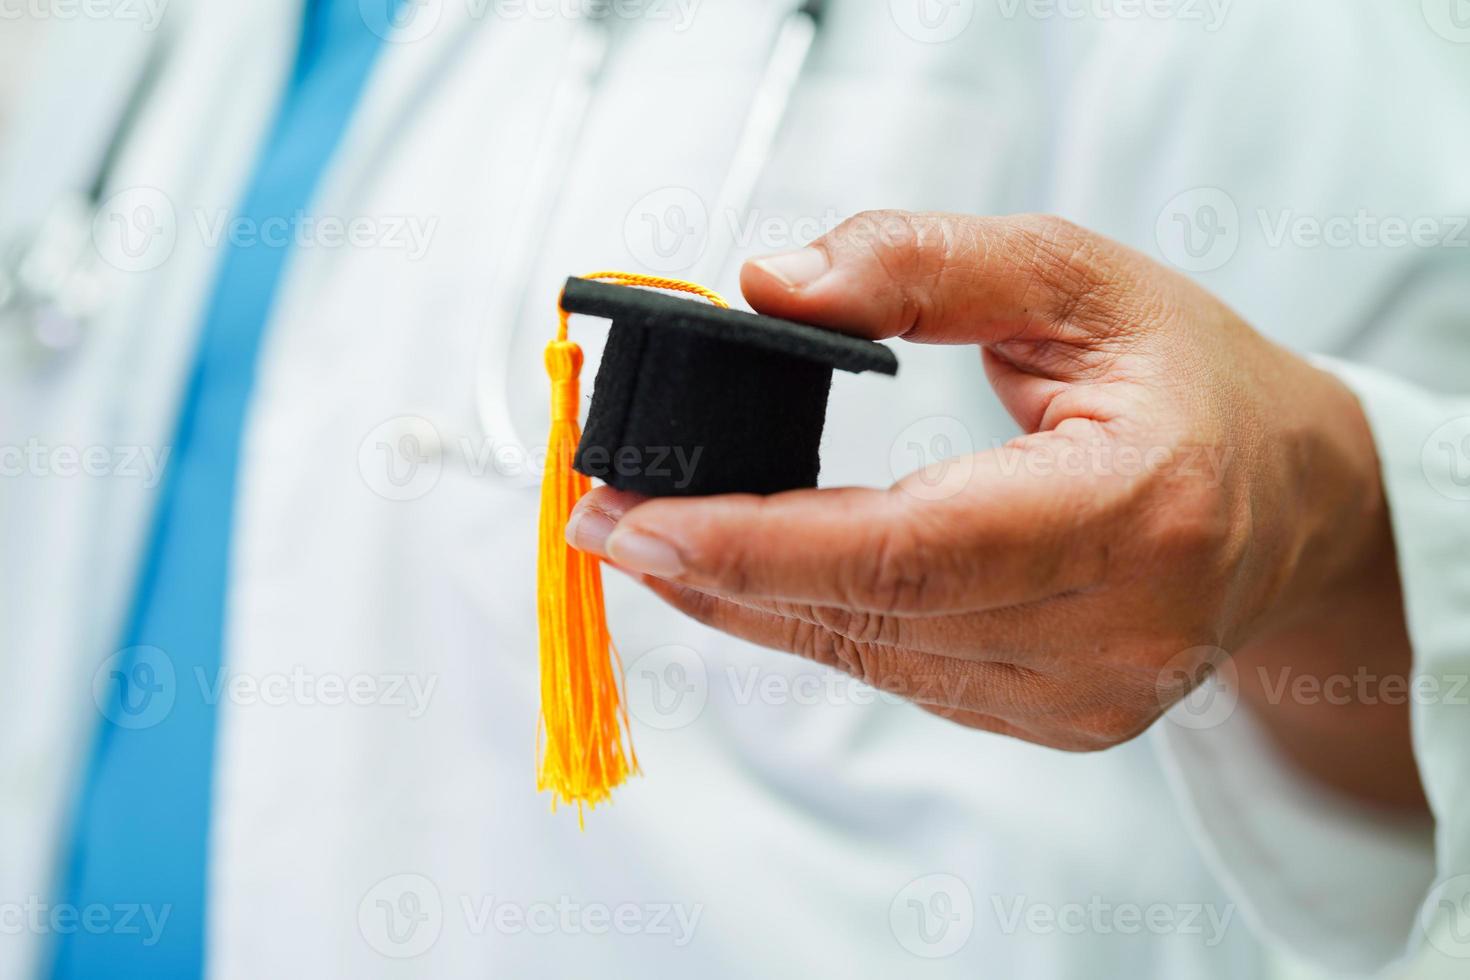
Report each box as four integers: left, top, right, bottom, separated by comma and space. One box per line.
791, 619, 877, 683
1011, 213, 1121, 332
712, 552, 754, 595
689, 526, 758, 595
811, 605, 896, 646
837, 210, 950, 335
669, 585, 730, 629
781, 616, 823, 662
844, 520, 933, 614
784, 615, 834, 661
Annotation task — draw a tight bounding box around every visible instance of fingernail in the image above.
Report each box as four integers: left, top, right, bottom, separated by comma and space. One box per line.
605, 528, 685, 578
751, 248, 829, 289
565, 505, 617, 555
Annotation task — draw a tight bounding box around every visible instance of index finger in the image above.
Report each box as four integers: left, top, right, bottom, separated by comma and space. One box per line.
577, 433, 1112, 615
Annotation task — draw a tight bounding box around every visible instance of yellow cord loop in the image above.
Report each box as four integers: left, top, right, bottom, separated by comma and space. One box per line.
536, 271, 727, 823
555, 271, 729, 341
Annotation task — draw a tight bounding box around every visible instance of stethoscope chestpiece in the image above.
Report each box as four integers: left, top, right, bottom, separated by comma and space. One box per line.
0, 193, 106, 358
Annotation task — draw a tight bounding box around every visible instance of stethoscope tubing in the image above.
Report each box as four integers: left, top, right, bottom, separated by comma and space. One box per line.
469, 0, 825, 458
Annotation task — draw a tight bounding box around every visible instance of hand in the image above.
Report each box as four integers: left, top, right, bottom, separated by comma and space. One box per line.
568, 212, 1417, 802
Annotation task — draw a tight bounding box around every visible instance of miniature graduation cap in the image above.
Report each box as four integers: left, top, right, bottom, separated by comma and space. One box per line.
535, 272, 899, 820
564, 274, 898, 496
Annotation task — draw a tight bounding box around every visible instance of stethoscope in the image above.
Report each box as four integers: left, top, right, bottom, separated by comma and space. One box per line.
467, 0, 828, 458
10, 0, 1451, 392
0, 0, 826, 445
0, 28, 172, 360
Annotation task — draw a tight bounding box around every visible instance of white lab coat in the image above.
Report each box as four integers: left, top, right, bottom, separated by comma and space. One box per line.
1, 1, 1467, 978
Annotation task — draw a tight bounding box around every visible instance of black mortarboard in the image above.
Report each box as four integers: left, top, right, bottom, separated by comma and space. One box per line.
559, 276, 899, 497
535, 271, 898, 815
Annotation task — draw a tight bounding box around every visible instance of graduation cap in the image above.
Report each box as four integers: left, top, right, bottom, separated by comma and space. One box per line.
534, 272, 899, 820
561, 275, 899, 497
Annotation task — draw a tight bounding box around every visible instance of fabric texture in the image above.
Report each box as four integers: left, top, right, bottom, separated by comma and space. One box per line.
577, 319, 836, 496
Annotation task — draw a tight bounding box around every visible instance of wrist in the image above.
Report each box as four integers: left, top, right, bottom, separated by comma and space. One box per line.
1263, 353, 1395, 635
1234, 351, 1423, 810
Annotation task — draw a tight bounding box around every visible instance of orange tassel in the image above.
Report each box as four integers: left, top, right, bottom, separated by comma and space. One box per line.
536, 337, 637, 823
536, 273, 728, 822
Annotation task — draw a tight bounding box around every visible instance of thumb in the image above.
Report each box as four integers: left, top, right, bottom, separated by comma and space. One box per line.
740, 210, 1185, 432
740, 210, 1177, 348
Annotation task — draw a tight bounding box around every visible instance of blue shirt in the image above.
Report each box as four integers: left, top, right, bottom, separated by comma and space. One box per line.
51, 3, 398, 976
